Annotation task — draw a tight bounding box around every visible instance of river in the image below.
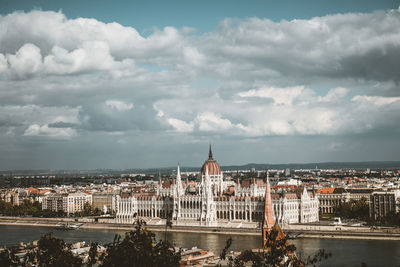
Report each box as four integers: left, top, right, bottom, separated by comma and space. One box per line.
0, 225, 399, 267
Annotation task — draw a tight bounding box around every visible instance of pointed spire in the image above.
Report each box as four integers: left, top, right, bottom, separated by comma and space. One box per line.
205, 166, 211, 188
262, 170, 276, 247
264, 170, 275, 229
176, 163, 183, 196
208, 143, 213, 160
177, 163, 181, 179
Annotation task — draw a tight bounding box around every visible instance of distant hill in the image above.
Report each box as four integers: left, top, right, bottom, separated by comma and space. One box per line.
220, 161, 400, 171
2, 161, 400, 176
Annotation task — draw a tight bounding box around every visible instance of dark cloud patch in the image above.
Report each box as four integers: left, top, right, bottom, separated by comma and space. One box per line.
48, 121, 79, 128
78, 103, 166, 132
338, 44, 400, 82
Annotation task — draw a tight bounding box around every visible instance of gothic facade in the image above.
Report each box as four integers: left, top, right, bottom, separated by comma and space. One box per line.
115, 147, 319, 227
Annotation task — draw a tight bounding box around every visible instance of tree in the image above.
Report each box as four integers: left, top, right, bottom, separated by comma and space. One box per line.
334, 198, 369, 222
87, 242, 99, 267
165, 210, 173, 242
25, 233, 82, 267
224, 227, 331, 267
100, 219, 181, 267
83, 202, 93, 216
220, 237, 233, 262
0, 248, 20, 267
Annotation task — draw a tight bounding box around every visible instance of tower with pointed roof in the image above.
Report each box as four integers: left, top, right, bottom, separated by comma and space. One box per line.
262, 171, 276, 247
176, 164, 183, 197
173, 164, 184, 220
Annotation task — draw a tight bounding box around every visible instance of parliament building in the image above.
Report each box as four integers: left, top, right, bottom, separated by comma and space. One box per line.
115, 146, 319, 228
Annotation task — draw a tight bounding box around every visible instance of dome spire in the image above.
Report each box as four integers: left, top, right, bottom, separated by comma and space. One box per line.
208, 143, 213, 160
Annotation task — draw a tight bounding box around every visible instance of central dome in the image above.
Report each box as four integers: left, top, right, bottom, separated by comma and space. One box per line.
201, 145, 221, 175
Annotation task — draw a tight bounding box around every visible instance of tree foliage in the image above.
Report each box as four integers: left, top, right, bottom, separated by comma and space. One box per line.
334, 198, 369, 221
224, 228, 331, 267
87, 242, 99, 267
372, 211, 400, 227
0, 247, 20, 267
334, 197, 400, 227
100, 219, 181, 267
73, 202, 101, 217
25, 233, 82, 267
0, 200, 66, 217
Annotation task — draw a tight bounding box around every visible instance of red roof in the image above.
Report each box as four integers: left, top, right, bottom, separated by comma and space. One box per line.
27, 187, 39, 194
201, 160, 221, 175
316, 188, 335, 194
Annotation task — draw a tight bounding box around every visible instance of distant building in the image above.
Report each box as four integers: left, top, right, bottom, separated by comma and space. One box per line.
65, 192, 92, 215
42, 192, 92, 215
317, 188, 348, 214
346, 188, 374, 202
92, 193, 115, 213
42, 194, 64, 212
317, 188, 374, 214
369, 192, 396, 220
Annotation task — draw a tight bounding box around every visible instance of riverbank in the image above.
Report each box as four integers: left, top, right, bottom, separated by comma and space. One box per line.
2, 224, 399, 267
1, 216, 399, 240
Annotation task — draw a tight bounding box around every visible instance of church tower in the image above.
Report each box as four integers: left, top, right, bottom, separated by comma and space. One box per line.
262, 171, 276, 247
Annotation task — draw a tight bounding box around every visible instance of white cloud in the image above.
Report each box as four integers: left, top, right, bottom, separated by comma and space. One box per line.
351, 95, 400, 106
6, 43, 42, 79
167, 118, 194, 133
105, 100, 134, 111
183, 46, 205, 67
195, 112, 234, 132
24, 124, 77, 138
238, 86, 305, 105
318, 87, 348, 102
0, 9, 400, 162
155, 82, 400, 137
43, 41, 117, 75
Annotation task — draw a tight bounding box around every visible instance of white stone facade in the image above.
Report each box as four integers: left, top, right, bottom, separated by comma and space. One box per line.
42, 192, 92, 215
115, 151, 319, 227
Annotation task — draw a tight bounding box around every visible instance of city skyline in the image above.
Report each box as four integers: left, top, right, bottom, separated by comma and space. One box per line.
1, 1, 400, 170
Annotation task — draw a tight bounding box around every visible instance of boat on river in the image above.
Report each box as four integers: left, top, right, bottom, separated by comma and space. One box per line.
55, 222, 84, 230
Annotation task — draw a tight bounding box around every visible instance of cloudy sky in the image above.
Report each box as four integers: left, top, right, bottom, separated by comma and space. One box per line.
1, 0, 400, 170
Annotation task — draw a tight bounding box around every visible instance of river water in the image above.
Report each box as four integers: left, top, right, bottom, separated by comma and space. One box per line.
0, 225, 399, 267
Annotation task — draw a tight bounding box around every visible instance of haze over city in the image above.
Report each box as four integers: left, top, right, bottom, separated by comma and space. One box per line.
1, 0, 400, 170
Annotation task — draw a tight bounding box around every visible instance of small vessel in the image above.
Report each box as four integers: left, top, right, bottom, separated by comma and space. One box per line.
55, 222, 83, 230
331, 217, 343, 226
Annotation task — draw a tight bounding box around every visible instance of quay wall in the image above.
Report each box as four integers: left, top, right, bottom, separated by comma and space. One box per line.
0, 216, 399, 240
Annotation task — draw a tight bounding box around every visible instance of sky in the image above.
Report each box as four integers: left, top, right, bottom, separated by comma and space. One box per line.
1, 0, 400, 170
